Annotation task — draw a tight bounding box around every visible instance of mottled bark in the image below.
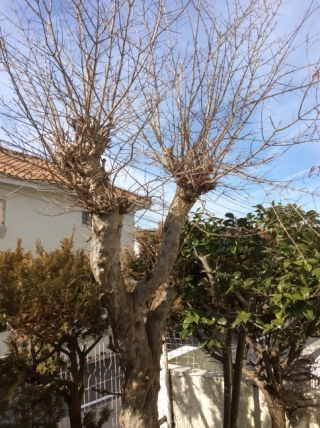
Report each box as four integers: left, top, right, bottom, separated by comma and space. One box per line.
262, 390, 286, 428
90, 187, 195, 428
242, 367, 287, 428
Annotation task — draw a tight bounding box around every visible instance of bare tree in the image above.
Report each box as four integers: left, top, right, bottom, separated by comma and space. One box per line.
0, 0, 319, 427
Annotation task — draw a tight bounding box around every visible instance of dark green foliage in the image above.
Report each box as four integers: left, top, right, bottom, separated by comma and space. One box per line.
0, 237, 108, 340
178, 204, 320, 427
123, 204, 320, 428
0, 236, 110, 428
179, 204, 320, 344
0, 349, 64, 428
122, 227, 163, 282
83, 405, 112, 428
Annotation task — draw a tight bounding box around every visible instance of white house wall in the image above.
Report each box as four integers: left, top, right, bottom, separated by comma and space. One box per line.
0, 180, 135, 253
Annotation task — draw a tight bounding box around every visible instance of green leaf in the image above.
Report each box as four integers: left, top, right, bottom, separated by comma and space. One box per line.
232, 311, 252, 327
233, 271, 241, 279
271, 294, 283, 304
305, 263, 313, 272
275, 312, 284, 320
312, 268, 320, 279
201, 317, 217, 326
271, 318, 284, 327
263, 324, 273, 334
283, 259, 293, 268
303, 309, 314, 321
183, 312, 200, 326
299, 287, 310, 297
225, 213, 235, 219
217, 317, 228, 326
180, 329, 191, 339
283, 293, 305, 301
243, 279, 254, 288
207, 339, 215, 348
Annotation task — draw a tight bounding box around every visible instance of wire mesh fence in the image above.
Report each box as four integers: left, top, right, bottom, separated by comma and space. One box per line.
57, 331, 211, 428
58, 334, 122, 428
165, 331, 223, 373
54, 332, 320, 427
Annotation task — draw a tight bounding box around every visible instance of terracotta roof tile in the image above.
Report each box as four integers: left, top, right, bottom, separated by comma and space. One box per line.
0, 148, 149, 208
0, 148, 59, 183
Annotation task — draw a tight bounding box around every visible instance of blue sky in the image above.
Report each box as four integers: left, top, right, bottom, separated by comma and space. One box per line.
131, 0, 320, 228
0, 0, 319, 229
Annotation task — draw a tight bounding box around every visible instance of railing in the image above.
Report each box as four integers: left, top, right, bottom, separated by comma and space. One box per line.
58, 335, 122, 428
58, 332, 205, 428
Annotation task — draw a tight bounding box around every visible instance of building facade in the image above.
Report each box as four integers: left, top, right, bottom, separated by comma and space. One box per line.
0, 148, 136, 252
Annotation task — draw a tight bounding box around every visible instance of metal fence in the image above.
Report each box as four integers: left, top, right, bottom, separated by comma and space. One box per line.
58, 332, 209, 428
58, 335, 122, 428
58, 331, 320, 428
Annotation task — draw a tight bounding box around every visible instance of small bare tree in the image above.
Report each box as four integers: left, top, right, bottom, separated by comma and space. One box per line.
0, 0, 319, 427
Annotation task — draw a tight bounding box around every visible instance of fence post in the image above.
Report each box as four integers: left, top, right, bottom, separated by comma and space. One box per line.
162, 332, 174, 428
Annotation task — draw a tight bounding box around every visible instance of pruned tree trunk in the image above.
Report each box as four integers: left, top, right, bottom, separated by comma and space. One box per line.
1, 1, 318, 427
113, 289, 177, 428
90, 189, 193, 427
119, 341, 161, 428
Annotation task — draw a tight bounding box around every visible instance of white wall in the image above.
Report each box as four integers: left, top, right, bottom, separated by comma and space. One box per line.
0, 179, 135, 253
0, 330, 8, 357
171, 368, 271, 428
170, 368, 320, 428
0, 179, 137, 359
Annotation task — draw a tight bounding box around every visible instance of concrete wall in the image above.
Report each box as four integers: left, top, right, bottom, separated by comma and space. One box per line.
170, 367, 320, 428
0, 330, 8, 357
170, 367, 271, 428
0, 179, 135, 253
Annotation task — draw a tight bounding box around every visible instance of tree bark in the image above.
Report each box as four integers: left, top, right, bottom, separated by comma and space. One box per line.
263, 392, 286, 428
120, 359, 161, 428
230, 327, 247, 428
117, 284, 177, 428
90, 187, 195, 428
222, 330, 233, 428
65, 338, 85, 428
242, 365, 287, 428
66, 388, 83, 428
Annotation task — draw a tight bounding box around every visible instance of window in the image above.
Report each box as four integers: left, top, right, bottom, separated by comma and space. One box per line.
82, 211, 91, 226
0, 199, 5, 226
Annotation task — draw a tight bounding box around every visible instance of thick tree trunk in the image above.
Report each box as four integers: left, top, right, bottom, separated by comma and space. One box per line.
242, 367, 287, 428
120, 366, 161, 428
113, 308, 169, 428
261, 387, 286, 428
266, 398, 286, 428
116, 286, 176, 428
90, 188, 195, 428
